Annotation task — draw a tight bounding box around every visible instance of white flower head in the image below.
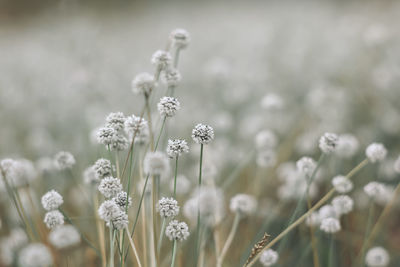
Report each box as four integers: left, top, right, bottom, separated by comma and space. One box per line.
151, 50, 172, 70
261, 93, 284, 111
105, 112, 126, 131
319, 132, 339, 154
54, 151, 75, 170
44, 210, 64, 229
83, 166, 100, 185
170, 28, 190, 49
112, 191, 132, 210
98, 200, 121, 222
166, 139, 189, 158
336, 134, 359, 158
192, 123, 214, 144
255, 130, 277, 150
332, 175, 354, 193
318, 204, 338, 220
320, 217, 341, 233
296, 157, 316, 177
229, 194, 257, 217
98, 177, 122, 199
49, 225, 80, 250
96, 127, 116, 146
165, 220, 190, 241
366, 143, 387, 163
132, 72, 155, 95
18, 243, 53, 267
93, 158, 113, 179
41, 190, 63, 211
365, 246, 390, 267
332, 195, 354, 216
156, 197, 180, 218
143, 152, 170, 178
157, 96, 181, 117
124, 115, 148, 137
363, 182, 386, 199
305, 212, 321, 227
259, 249, 279, 266
110, 133, 129, 151
164, 67, 182, 87
107, 210, 129, 230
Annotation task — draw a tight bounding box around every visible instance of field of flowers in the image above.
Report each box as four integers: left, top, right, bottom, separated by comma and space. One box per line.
1, 1, 400, 266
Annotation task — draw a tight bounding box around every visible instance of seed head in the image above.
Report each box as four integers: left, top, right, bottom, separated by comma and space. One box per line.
164, 68, 182, 87
41, 190, 63, 211
165, 220, 190, 241
166, 139, 189, 158
170, 28, 190, 49
259, 249, 279, 266
96, 127, 116, 146
98, 200, 121, 221
112, 191, 132, 210
83, 166, 100, 185
192, 123, 214, 144
132, 72, 155, 95
331, 195, 354, 215
93, 158, 113, 179
366, 143, 387, 163
124, 115, 148, 137
336, 134, 359, 158
98, 177, 122, 199
320, 217, 341, 233
365, 247, 390, 267
49, 225, 80, 249
156, 197, 180, 218
332, 175, 353, 193
54, 151, 75, 170
44, 210, 64, 229
157, 96, 181, 117
229, 194, 257, 217
18, 243, 53, 267
151, 50, 172, 70
105, 112, 126, 131
296, 157, 316, 177
143, 152, 170, 177
319, 132, 339, 154
107, 210, 129, 230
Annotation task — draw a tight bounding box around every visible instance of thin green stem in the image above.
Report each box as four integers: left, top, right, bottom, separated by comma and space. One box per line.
171, 240, 177, 267
195, 144, 204, 262
217, 213, 241, 267
328, 235, 335, 267
158, 218, 167, 256
110, 227, 115, 267
155, 116, 167, 151
354, 201, 375, 267
173, 156, 179, 198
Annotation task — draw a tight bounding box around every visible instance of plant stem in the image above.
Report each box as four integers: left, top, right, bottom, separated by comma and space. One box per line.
110, 227, 115, 267
125, 226, 143, 267
155, 116, 167, 151
353, 201, 375, 267
94, 195, 107, 267
171, 240, 177, 267
195, 144, 204, 262
328, 235, 335, 267
173, 156, 179, 198
158, 218, 167, 256
217, 213, 241, 267
245, 158, 369, 267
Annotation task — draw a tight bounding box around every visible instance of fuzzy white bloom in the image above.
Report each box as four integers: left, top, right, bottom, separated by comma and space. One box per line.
143, 152, 170, 177
320, 217, 341, 233
170, 28, 190, 49
332, 175, 354, 193
363, 182, 387, 199
105, 112, 126, 131
365, 247, 390, 267
152, 50, 172, 69
132, 72, 155, 95
261, 93, 284, 111
166, 139, 189, 158
319, 132, 339, 154
192, 123, 215, 144
96, 127, 116, 146
169, 175, 191, 195
255, 130, 278, 150
41, 190, 63, 211
54, 151, 75, 170
49, 225, 80, 249
332, 195, 354, 216
124, 115, 148, 137
93, 158, 113, 179
106, 210, 129, 230
165, 220, 190, 241
256, 150, 277, 168
110, 133, 129, 151
83, 166, 100, 185
6, 228, 28, 251
98, 177, 122, 199
318, 204, 338, 220
296, 157, 316, 177
305, 212, 321, 227
229, 194, 257, 217
164, 67, 182, 87
0, 158, 37, 187
98, 200, 121, 222
156, 197, 180, 218
112, 191, 132, 210
18, 243, 53, 267
335, 134, 359, 158
366, 143, 387, 163
393, 155, 400, 174
44, 210, 64, 229
157, 96, 181, 117
259, 249, 279, 266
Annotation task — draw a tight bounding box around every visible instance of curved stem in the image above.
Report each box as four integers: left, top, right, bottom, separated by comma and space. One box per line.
125, 226, 143, 267
217, 213, 241, 267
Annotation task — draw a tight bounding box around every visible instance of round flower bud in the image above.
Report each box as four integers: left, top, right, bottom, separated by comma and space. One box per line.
143, 152, 169, 178
335, 134, 359, 158
151, 50, 172, 70
18, 243, 53, 267
170, 28, 190, 49
164, 68, 182, 87
156, 197, 180, 218
229, 194, 257, 217
318, 204, 338, 220
44, 210, 64, 229
41, 190, 63, 211
192, 123, 214, 144
165, 220, 190, 241
112, 191, 132, 210
83, 166, 100, 185
332, 175, 353, 193
319, 132, 339, 154
107, 210, 129, 230
96, 127, 116, 146
166, 139, 189, 158
110, 133, 129, 151
98, 177, 122, 199
124, 115, 148, 137
98, 200, 121, 222
105, 112, 125, 131
363, 182, 386, 199
93, 158, 113, 179
365, 247, 390, 267
49, 225, 80, 250
132, 72, 155, 95
157, 96, 181, 117
366, 143, 387, 163
320, 217, 341, 233
259, 249, 279, 266
296, 157, 316, 177
54, 151, 75, 170
331, 195, 354, 215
